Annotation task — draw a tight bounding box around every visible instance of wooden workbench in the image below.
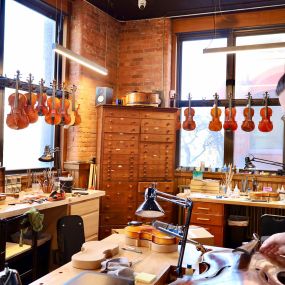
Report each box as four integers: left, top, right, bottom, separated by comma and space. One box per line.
29, 233, 284, 285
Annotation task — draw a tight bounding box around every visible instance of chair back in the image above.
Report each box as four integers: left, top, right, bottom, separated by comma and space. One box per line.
260, 214, 285, 239
57, 215, 85, 265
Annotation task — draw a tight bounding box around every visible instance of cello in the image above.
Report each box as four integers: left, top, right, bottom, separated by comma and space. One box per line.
241, 92, 255, 132
223, 93, 237, 131
208, 93, 222, 131
6, 70, 29, 130
258, 92, 273, 132
182, 93, 196, 131
36, 79, 48, 116
24, 74, 38, 124
45, 80, 61, 125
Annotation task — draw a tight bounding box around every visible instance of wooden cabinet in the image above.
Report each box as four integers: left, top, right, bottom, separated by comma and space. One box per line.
96, 105, 177, 239
69, 199, 99, 241
63, 162, 90, 188
190, 201, 224, 247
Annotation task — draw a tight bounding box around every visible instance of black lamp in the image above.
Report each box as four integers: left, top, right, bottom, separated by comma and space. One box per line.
39, 145, 61, 175
135, 183, 207, 278
244, 154, 285, 175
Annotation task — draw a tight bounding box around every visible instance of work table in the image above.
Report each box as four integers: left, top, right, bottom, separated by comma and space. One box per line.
30, 233, 283, 285
0, 190, 105, 219
189, 193, 285, 209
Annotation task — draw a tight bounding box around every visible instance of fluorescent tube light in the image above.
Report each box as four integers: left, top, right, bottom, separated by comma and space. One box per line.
203, 42, 285, 55
53, 43, 108, 76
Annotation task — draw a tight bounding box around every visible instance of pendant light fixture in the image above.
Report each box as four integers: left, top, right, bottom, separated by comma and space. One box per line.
203, 42, 285, 55
53, 43, 108, 75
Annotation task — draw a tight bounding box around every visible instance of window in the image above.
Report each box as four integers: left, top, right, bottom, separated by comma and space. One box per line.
3, 0, 56, 170
233, 33, 285, 170
179, 37, 227, 168
178, 30, 285, 170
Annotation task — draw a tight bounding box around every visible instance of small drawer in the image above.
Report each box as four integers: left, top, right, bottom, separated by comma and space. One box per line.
191, 213, 224, 226
104, 124, 140, 134
141, 134, 175, 143
83, 211, 99, 238
102, 181, 137, 192
70, 199, 99, 216
192, 202, 224, 215
104, 133, 139, 141
140, 111, 175, 120
138, 181, 174, 193
104, 109, 139, 118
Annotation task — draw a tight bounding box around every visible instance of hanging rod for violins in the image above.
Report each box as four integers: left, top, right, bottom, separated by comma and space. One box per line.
0, 74, 71, 97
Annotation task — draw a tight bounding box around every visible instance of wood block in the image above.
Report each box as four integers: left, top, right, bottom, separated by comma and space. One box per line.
71, 240, 119, 270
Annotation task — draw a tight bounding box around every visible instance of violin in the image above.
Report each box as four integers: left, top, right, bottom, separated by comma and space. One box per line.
241, 92, 255, 132
59, 82, 71, 125
36, 79, 48, 116
24, 73, 38, 124
182, 93, 196, 131
223, 93, 237, 131
124, 224, 177, 246
64, 85, 81, 128
258, 92, 273, 132
45, 80, 61, 125
6, 70, 29, 130
208, 93, 222, 131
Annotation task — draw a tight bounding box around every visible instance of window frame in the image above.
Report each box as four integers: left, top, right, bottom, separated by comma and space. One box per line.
176, 25, 285, 169
0, 0, 64, 173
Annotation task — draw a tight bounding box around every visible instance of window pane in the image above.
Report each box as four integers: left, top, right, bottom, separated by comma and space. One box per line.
233, 106, 283, 171
235, 33, 285, 98
3, 0, 56, 170
179, 107, 224, 168
181, 38, 227, 100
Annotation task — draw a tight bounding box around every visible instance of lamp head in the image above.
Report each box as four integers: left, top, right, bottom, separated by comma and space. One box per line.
135, 185, 165, 218
39, 146, 54, 162
244, 156, 256, 170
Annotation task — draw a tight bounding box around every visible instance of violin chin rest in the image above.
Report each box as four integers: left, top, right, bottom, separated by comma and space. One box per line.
277, 271, 285, 285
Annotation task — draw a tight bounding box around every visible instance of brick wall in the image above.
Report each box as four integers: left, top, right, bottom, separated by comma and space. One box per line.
66, 1, 172, 161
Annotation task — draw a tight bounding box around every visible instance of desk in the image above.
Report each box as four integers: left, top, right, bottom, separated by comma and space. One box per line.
30, 233, 282, 285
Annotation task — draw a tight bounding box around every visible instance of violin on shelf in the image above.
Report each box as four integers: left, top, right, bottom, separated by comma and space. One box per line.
258, 92, 273, 132
241, 92, 255, 132
182, 93, 196, 131
59, 82, 71, 125
24, 73, 38, 124
45, 80, 61, 125
208, 93, 222, 131
36, 79, 48, 116
6, 70, 29, 130
223, 93, 237, 131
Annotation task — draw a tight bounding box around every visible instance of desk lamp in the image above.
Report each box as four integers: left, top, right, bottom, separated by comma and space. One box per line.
135, 183, 207, 278
244, 154, 285, 176
39, 145, 61, 175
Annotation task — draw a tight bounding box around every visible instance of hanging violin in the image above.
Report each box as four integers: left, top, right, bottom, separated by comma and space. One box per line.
36, 79, 48, 116
182, 93, 196, 131
59, 82, 71, 125
24, 74, 38, 123
45, 80, 61, 125
208, 93, 222, 131
223, 93, 237, 131
6, 70, 29, 130
241, 92, 255, 132
258, 92, 273, 132
64, 85, 81, 128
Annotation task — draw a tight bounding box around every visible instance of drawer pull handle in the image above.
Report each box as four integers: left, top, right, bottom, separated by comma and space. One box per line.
197, 218, 210, 221
197, 207, 210, 211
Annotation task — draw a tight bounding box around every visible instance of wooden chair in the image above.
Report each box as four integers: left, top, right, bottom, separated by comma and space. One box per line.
0, 214, 38, 283
260, 214, 285, 243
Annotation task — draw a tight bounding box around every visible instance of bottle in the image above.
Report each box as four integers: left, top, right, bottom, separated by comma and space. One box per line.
185, 264, 194, 276
233, 184, 240, 198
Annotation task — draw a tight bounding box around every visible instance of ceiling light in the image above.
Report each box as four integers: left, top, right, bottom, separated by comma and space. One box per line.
203, 42, 285, 55
53, 43, 108, 76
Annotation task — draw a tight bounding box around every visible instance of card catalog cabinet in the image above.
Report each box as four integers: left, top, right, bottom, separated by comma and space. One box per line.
96, 106, 177, 239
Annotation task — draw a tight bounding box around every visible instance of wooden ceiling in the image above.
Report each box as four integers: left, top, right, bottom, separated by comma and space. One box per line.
86, 0, 285, 21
